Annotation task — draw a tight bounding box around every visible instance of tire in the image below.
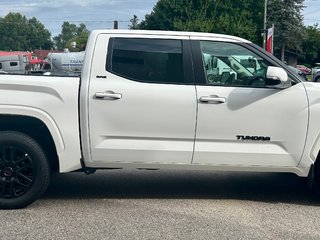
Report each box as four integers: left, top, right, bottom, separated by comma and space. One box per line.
316, 77, 320, 83
0, 131, 50, 209
314, 160, 320, 186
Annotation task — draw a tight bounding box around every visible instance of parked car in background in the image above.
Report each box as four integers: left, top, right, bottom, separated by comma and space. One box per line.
297, 65, 311, 75
288, 65, 306, 80
312, 66, 320, 75
313, 71, 320, 82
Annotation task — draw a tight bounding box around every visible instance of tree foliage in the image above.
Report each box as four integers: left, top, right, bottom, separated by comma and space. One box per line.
267, 0, 305, 61
53, 22, 89, 51
300, 25, 320, 65
138, 0, 264, 44
137, 0, 305, 60
129, 15, 140, 30
0, 12, 53, 51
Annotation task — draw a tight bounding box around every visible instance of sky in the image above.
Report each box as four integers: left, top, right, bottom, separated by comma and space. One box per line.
0, 0, 157, 36
304, 0, 320, 26
0, 0, 319, 37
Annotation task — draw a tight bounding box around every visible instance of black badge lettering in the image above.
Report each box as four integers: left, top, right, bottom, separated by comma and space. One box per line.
236, 135, 271, 141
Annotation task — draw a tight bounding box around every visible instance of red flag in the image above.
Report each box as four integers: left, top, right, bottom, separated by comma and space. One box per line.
266, 27, 273, 54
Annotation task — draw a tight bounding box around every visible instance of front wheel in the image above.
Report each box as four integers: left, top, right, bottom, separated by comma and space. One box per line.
0, 131, 50, 209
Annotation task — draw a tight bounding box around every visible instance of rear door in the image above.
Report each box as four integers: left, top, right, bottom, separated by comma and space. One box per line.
87, 34, 197, 165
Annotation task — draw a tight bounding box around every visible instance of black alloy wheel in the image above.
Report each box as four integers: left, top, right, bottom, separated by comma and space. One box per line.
0, 131, 50, 209
0, 146, 35, 199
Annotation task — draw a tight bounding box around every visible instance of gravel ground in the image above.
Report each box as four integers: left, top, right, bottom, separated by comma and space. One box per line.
1, 169, 320, 240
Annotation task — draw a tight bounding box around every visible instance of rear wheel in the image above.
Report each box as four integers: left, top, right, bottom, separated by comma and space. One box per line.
0, 131, 50, 209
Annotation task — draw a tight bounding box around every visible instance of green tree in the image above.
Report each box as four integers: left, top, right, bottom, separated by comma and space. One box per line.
129, 15, 140, 29
54, 22, 89, 50
300, 25, 320, 65
206, 1, 260, 42
0, 12, 53, 51
28, 17, 53, 50
73, 23, 90, 51
267, 0, 305, 61
138, 0, 263, 44
138, 0, 305, 59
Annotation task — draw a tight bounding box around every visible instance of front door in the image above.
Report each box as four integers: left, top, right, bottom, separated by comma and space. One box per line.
192, 40, 308, 167
88, 34, 197, 165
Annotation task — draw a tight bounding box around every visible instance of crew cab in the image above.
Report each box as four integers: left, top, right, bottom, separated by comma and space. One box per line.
1, 30, 320, 208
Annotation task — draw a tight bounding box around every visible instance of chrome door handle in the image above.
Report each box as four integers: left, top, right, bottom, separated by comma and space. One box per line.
95, 91, 122, 100
199, 95, 226, 104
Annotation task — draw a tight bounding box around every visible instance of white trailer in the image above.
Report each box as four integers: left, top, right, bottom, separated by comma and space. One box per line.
46, 51, 85, 75
0, 54, 29, 74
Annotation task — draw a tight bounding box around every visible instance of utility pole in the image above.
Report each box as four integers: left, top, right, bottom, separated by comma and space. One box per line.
271, 24, 274, 54
263, 0, 268, 50
113, 20, 118, 29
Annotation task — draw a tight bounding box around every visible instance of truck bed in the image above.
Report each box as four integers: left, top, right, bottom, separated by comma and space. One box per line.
0, 74, 82, 172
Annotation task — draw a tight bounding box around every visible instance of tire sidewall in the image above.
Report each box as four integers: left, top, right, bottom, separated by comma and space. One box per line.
0, 131, 50, 209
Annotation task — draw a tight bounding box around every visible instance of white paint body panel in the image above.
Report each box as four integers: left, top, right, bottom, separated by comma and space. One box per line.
299, 82, 320, 168
88, 79, 196, 164
194, 84, 308, 167
0, 75, 81, 172
87, 34, 197, 164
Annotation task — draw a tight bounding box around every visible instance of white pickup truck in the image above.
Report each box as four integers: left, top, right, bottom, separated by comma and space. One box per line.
0, 30, 319, 208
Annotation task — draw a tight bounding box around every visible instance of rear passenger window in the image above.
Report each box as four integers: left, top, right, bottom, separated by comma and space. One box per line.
107, 38, 185, 84
10, 62, 18, 67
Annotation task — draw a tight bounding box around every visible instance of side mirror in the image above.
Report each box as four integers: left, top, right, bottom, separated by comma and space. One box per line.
266, 66, 289, 88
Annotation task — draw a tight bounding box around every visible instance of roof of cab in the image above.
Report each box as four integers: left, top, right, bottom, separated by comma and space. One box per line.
90, 29, 251, 43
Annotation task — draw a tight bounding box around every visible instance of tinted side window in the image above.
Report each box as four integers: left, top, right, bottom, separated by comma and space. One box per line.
10, 62, 18, 67
107, 38, 184, 84
0, 63, 2, 69
200, 41, 271, 87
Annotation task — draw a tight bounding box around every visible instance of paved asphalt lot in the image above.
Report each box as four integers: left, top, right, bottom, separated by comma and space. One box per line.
1, 169, 320, 240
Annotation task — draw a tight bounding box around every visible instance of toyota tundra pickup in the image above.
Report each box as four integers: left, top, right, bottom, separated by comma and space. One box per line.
1, 30, 320, 209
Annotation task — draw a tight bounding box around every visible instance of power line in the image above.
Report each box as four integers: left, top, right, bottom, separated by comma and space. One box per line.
0, 20, 131, 23
305, 18, 320, 21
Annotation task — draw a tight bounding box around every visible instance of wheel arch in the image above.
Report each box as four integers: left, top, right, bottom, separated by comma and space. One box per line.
0, 107, 64, 173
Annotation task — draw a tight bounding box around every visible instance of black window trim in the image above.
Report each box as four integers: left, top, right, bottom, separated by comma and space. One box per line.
106, 37, 195, 85
191, 39, 301, 88
190, 40, 207, 86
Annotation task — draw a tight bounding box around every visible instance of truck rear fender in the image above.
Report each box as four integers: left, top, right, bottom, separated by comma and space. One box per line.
0, 106, 81, 172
